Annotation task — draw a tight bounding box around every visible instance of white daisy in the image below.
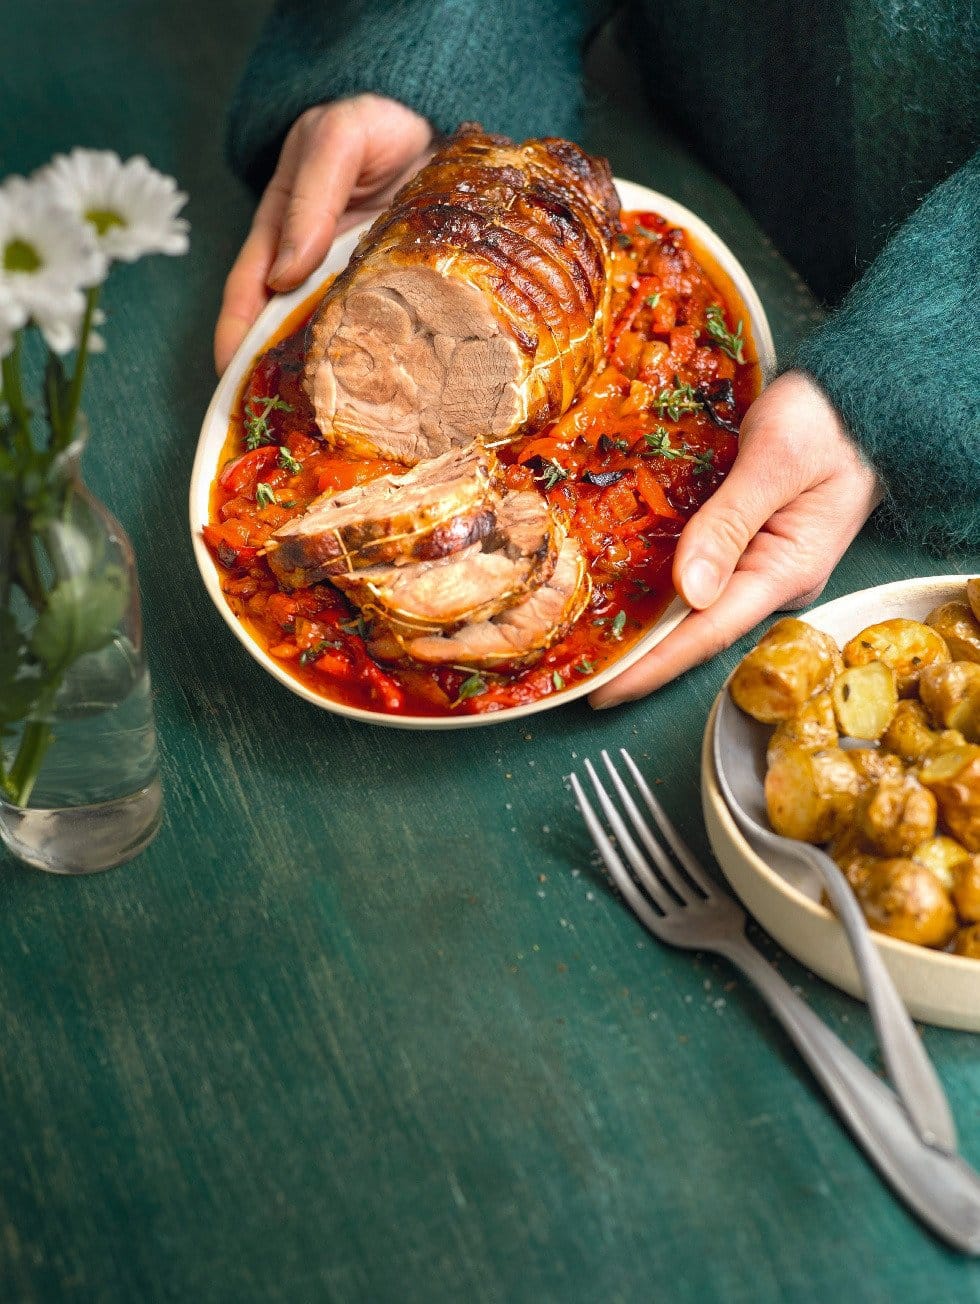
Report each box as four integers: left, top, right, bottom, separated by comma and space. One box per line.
43, 149, 189, 263
0, 174, 106, 353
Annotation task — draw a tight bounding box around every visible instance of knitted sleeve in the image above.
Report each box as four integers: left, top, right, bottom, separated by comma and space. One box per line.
794, 152, 980, 550
227, 0, 598, 192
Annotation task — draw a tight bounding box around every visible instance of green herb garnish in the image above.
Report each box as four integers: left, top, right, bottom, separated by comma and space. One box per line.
552, 671, 565, 691
653, 379, 703, 422
277, 446, 301, 474
576, 659, 596, 675
255, 482, 277, 508
244, 395, 293, 450
610, 610, 627, 640
452, 674, 487, 707
538, 459, 569, 491
340, 615, 370, 640
299, 639, 340, 666
644, 292, 661, 309
705, 304, 745, 363
644, 426, 685, 460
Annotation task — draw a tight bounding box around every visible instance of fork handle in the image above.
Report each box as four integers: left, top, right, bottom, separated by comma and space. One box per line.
716, 935, 980, 1254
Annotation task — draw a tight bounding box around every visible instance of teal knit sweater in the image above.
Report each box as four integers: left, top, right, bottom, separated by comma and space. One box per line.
228, 1, 980, 548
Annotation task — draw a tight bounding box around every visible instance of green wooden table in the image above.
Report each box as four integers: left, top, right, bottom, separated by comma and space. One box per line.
2, 5, 979, 1300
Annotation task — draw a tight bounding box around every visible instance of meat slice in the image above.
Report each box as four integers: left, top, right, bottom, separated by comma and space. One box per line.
381, 537, 591, 668
334, 489, 562, 635
305, 124, 620, 463
266, 445, 496, 585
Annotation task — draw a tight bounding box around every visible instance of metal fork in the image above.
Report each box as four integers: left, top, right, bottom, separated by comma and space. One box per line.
570, 748, 980, 1254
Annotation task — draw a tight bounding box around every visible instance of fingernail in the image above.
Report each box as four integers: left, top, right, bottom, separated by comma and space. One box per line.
268, 244, 295, 286
681, 558, 721, 608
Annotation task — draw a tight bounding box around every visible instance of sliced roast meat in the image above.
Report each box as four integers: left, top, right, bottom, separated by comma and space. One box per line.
266, 445, 496, 585
334, 488, 562, 635
305, 124, 620, 462
379, 537, 591, 668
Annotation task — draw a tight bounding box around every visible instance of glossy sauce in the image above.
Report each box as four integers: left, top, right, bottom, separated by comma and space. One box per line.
205, 211, 762, 717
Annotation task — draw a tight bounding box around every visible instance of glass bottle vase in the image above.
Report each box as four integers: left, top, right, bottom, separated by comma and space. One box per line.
0, 430, 162, 873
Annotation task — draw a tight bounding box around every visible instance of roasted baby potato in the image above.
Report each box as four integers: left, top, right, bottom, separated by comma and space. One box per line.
847, 748, 905, 787
951, 854, 980, 922
764, 744, 862, 843
918, 661, 980, 741
952, 923, 980, 958
918, 745, 980, 852
857, 858, 957, 948
830, 661, 897, 740
881, 699, 964, 762
926, 601, 980, 664
729, 618, 843, 724
766, 690, 838, 766
967, 578, 980, 625
842, 618, 949, 696
829, 827, 882, 895
910, 835, 971, 891
858, 772, 937, 857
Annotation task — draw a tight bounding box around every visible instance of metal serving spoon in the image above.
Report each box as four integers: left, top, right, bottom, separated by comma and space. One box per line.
713, 689, 957, 1155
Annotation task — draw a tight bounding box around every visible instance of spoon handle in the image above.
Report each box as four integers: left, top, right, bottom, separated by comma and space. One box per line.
711, 692, 956, 1153
797, 840, 957, 1153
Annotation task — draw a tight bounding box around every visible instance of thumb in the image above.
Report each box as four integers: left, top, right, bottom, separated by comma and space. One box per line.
672, 429, 800, 609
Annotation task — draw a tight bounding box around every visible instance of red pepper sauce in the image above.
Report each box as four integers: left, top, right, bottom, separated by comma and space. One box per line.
205, 212, 762, 717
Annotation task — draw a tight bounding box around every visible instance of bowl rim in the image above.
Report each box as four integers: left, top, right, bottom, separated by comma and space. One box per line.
189, 178, 777, 729
706, 573, 980, 975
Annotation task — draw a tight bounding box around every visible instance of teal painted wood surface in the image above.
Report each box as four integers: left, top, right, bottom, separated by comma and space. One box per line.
1, 5, 979, 1301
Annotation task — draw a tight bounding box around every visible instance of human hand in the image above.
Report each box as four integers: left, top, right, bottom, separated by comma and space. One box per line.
590, 369, 883, 708
214, 94, 433, 374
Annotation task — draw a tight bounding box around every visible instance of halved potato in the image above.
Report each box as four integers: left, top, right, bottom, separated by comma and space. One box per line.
766, 690, 838, 766
881, 699, 963, 762
858, 772, 937, 857
830, 661, 897, 740
764, 744, 862, 843
910, 835, 970, 891
857, 858, 957, 948
842, 618, 949, 696
917, 661, 980, 741
730, 619, 843, 723
918, 744, 980, 851
926, 601, 980, 664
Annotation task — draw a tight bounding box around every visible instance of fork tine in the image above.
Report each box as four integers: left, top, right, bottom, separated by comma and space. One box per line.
599, 750, 697, 905
582, 759, 674, 913
569, 773, 668, 937
618, 748, 717, 897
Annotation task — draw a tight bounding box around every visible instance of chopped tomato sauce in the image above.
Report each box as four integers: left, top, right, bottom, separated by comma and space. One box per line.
206, 211, 762, 717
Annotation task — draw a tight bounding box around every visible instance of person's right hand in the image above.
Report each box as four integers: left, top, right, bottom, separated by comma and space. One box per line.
214, 93, 433, 374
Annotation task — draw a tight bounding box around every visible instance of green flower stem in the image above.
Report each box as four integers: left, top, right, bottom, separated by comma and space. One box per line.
1, 333, 32, 453
6, 684, 60, 807
61, 286, 100, 447
11, 524, 46, 610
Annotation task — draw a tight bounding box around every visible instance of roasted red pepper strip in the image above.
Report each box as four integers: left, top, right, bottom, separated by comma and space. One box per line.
219, 446, 279, 494
606, 275, 660, 359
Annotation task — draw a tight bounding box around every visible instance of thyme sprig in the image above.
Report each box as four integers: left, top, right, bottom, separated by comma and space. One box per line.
244, 395, 293, 450
705, 303, 745, 363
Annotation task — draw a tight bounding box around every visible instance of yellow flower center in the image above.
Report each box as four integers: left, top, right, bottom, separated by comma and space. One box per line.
3, 238, 42, 273
85, 207, 126, 236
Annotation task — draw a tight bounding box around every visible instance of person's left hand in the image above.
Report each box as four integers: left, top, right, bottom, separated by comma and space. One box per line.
589, 369, 882, 708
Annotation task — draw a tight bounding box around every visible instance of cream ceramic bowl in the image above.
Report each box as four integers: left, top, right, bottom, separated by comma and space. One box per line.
702, 575, 980, 1031
190, 180, 777, 729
